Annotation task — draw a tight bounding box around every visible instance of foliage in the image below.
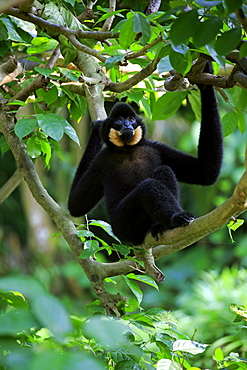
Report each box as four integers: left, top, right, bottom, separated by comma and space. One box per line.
1, 0, 247, 369
0, 275, 247, 370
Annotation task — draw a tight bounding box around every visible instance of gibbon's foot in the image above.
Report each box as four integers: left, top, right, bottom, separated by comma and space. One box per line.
150, 222, 166, 241
171, 211, 194, 228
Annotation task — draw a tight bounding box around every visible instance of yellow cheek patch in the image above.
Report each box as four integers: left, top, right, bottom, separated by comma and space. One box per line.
109, 128, 124, 147
108, 126, 143, 147
127, 126, 142, 146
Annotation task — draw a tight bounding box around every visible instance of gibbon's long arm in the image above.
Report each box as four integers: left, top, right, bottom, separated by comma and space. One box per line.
152, 82, 222, 185
68, 121, 104, 217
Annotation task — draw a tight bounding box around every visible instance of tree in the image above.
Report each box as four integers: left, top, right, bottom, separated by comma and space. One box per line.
1, 0, 247, 315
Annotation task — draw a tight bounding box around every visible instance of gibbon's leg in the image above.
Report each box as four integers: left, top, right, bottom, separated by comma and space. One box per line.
150, 165, 194, 240
109, 168, 193, 245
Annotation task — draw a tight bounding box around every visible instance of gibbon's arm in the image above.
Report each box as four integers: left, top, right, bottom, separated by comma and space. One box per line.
153, 82, 223, 186
68, 121, 104, 217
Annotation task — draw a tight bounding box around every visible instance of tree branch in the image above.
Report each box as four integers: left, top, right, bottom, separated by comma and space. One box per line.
4, 7, 119, 42
105, 59, 161, 92
0, 169, 23, 204
101, 0, 116, 32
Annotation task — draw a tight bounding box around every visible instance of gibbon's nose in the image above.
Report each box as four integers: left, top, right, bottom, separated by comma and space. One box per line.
120, 126, 134, 134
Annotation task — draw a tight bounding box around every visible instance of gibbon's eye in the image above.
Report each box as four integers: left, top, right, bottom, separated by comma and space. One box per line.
128, 116, 135, 123
114, 117, 124, 129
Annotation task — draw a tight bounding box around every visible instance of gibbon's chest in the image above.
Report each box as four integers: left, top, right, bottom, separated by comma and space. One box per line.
102, 145, 161, 186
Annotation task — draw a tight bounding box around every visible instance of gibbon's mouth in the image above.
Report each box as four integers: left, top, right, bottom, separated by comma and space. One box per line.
120, 128, 134, 143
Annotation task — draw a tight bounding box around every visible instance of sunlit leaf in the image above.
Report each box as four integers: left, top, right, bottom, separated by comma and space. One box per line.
36, 113, 65, 141
153, 91, 187, 120
222, 111, 238, 137
119, 18, 135, 49
157, 359, 182, 370
126, 273, 159, 290
14, 118, 37, 138
173, 340, 208, 354
123, 276, 143, 305
133, 13, 151, 44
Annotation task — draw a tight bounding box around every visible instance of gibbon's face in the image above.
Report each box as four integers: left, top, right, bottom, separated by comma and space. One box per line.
108, 115, 143, 147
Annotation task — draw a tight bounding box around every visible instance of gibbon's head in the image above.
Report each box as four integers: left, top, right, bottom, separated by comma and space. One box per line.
100, 103, 146, 147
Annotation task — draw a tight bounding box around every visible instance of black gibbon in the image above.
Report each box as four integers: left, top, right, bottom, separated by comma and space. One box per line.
68, 62, 223, 246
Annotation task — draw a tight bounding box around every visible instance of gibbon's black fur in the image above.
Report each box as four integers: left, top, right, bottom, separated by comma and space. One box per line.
68, 62, 223, 246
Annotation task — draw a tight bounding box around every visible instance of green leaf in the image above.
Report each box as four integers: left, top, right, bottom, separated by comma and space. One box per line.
27, 37, 59, 55
62, 120, 80, 146
240, 42, 247, 59
84, 316, 128, 347
32, 294, 72, 338
37, 86, 58, 105
0, 17, 24, 42
193, 17, 223, 47
169, 49, 192, 74
215, 28, 242, 56
79, 249, 94, 259
224, 0, 243, 14
188, 90, 201, 122
236, 110, 246, 134
26, 136, 42, 158
229, 86, 247, 111
213, 347, 224, 361
96, 9, 126, 23
222, 111, 238, 137
7, 100, 27, 106
77, 230, 95, 238
105, 55, 124, 71
112, 244, 130, 257
157, 56, 173, 74
59, 34, 78, 66
123, 276, 143, 305
40, 136, 52, 166
14, 118, 37, 138
173, 340, 208, 354
9, 15, 37, 37
205, 44, 225, 68
119, 18, 136, 49
133, 13, 151, 44
34, 67, 54, 77
0, 310, 38, 335
42, 2, 65, 27
36, 113, 65, 141
58, 67, 81, 81
85, 239, 99, 251
153, 91, 187, 120
227, 218, 244, 232
157, 359, 183, 370
170, 9, 199, 46
89, 220, 121, 242
0, 291, 28, 309
194, 0, 221, 6
126, 273, 159, 290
